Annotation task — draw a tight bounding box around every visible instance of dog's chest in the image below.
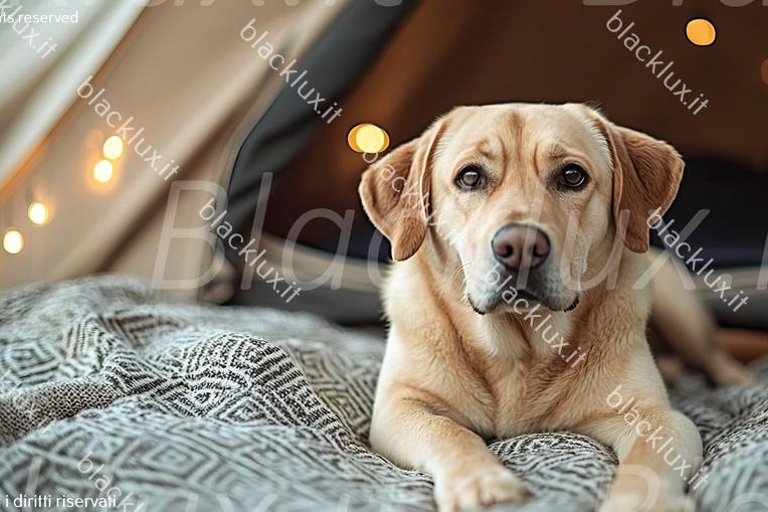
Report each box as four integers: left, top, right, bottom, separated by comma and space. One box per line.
473, 359, 589, 438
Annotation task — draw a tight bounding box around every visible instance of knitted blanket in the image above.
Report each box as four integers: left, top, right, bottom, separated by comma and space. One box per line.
0, 277, 766, 511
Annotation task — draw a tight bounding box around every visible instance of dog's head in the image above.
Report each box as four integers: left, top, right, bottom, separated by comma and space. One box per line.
359, 103, 683, 314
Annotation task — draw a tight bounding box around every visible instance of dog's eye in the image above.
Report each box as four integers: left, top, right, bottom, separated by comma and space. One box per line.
559, 164, 588, 189
455, 166, 484, 190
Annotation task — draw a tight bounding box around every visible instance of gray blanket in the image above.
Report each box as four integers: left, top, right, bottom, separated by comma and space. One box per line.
0, 277, 767, 511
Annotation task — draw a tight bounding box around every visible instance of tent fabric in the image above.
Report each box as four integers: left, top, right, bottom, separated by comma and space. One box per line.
1, 276, 767, 511
223, 0, 414, 272
0, 0, 142, 183
0, 1, 344, 296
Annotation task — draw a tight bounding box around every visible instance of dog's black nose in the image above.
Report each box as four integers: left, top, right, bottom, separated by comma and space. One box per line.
491, 224, 551, 271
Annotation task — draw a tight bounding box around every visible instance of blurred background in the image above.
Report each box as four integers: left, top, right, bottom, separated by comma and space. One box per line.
0, 0, 767, 339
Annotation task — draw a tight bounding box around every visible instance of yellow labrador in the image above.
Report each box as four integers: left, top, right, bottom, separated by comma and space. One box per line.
358, 103, 750, 511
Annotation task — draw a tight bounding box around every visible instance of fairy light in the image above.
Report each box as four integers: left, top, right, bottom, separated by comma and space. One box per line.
102, 135, 124, 160
27, 202, 50, 226
3, 229, 24, 254
93, 159, 114, 183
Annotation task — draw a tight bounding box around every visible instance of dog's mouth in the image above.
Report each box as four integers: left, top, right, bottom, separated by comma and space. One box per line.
563, 296, 580, 312
467, 295, 487, 315
467, 291, 580, 316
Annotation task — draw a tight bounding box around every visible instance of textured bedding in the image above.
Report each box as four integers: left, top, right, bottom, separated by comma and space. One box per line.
0, 277, 767, 512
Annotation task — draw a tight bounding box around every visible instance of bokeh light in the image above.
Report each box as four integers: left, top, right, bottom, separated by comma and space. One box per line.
102, 135, 124, 160
686, 18, 716, 47
93, 159, 114, 183
3, 229, 24, 254
348, 124, 390, 154
27, 202, 50, 226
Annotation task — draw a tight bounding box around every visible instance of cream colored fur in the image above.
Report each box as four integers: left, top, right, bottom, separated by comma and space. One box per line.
359, 103, 749, 511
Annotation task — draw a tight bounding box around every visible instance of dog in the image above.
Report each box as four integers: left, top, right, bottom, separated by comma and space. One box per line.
358, 103, 752, 511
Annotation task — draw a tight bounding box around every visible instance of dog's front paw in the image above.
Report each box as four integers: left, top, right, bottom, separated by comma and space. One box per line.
435, 467, 531, 511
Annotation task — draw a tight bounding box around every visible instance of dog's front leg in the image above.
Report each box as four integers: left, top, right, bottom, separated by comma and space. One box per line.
370, 387, 530, 511
599, 408, 703, 512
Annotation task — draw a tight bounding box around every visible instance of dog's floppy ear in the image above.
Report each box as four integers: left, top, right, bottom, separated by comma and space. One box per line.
359, 119, 445, 261
592, 113, 684, 253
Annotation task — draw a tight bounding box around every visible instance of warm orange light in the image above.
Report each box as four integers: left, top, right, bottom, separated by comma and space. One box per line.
27, 202, 50, 226
93, 159, 114, 183
686, 18, 716, 47
348, 124, 390, 153
3, 229, 24, 254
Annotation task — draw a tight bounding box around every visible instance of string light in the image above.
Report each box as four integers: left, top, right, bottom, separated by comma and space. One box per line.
93, 159, 114, 183
3, 229, 24, 254
102, 135, 124, 160
27, 202, 50, 226
2, 135, 125, 262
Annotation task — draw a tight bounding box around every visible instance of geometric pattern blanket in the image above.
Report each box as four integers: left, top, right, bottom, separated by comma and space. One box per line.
0, 276, 767, 511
